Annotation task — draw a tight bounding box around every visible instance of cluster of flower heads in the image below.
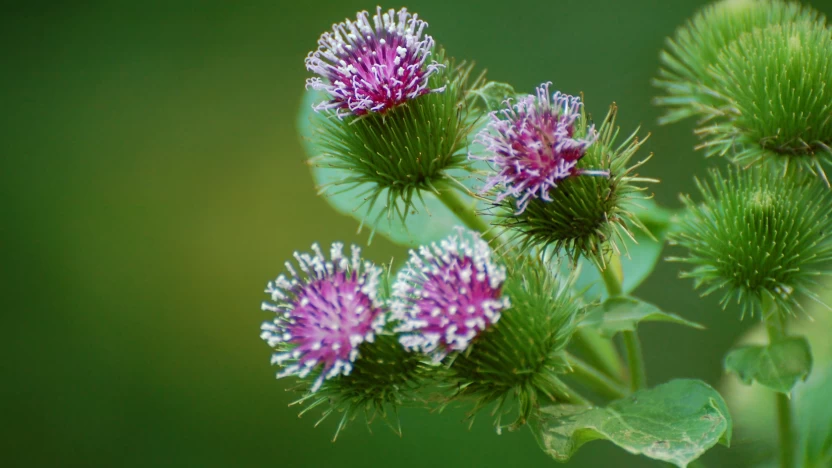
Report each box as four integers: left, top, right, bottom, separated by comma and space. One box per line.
260, 243, 385, 392
473, 82, 605, 213
392, 229, 510, 358
305, 7, 445, 117
261, 229, 513, 391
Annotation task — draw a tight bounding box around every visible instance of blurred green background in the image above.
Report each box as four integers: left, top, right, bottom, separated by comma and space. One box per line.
4, 0, 832, 466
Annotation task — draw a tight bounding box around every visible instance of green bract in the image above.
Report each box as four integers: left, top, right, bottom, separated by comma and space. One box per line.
496, 104, 654, 267
296, 333, 428, 440
654, 0, 822, 124
308, 49, 481, 222
445, 254, 582, 432
670, 168, 832, 317
698, 21, 832, 181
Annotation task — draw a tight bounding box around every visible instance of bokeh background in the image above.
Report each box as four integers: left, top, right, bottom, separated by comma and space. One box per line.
4, 0, 832, 466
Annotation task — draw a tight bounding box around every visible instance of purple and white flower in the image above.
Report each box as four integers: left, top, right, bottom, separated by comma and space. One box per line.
391, 229, 510, 357
261, 243, 386, 392
305, 7, 445, 117
473, 82, 605, 213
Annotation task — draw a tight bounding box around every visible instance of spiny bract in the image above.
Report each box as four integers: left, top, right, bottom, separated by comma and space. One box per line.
653, 0, 823, 124
670, 168, 832, 318
698, 20, 832, 182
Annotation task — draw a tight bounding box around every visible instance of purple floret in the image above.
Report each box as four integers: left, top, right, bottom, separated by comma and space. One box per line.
260, 243, 386, 392
305, 7, 445, 117
392, 229, 510, 358
473, 83, 604, 213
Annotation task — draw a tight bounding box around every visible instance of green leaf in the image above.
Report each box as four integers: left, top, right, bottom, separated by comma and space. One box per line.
579, 296, 704, 337
724, 336, 813, 395
797, 364, 832, 468
532, 379, 732, 467
566, 199, 674, 300
468, 81, 515, 111
297, 89, 464, 247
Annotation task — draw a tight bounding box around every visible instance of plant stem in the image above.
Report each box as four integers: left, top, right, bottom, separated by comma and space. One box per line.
622, 330, 647, 391
597, 256, 647, 391
573, 328, 627, 381
565, 353, 629, 401
435, 185, 494, 241
764, 301, 795, 468
599, 254, 624, 297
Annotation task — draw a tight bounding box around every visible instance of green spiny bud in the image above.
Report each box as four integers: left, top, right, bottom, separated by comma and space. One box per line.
491, 102, 654, 267
698, 21, 832, 182
654, 0, 822, 124
446, 253, 583, 432
670, 167, 832, 318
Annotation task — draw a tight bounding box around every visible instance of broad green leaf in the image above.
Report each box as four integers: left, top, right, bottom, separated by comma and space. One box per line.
579, 296, 704, 337
797, 364, 832, 467
532, 379, 732, 468
468, 81, 515, 111
297, 89, 465, 247
566, 198, 675, 300
724, 336, 813, 395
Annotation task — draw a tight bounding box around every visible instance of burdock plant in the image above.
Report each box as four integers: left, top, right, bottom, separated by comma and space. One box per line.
304, 7, 484, 228
654, 0, 823, 124
474, 83, 654, 266
671, 168, 832, 317
255, 2, 832, 467
698, 20, 832, 181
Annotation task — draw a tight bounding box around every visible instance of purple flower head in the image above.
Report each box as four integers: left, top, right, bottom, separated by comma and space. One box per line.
260, 243, 386, 393
305, 7, 445, 117
473, 82, 605, 213
391, 229, 510, 358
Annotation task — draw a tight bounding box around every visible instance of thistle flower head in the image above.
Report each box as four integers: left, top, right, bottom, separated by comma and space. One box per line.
305, 7, 444, 117
698, 21, 832, 182
653, 0, 822, 124
448, 254, 582, 431
473, 83, 602, 214
488, 102, 653, 266
392, 228, 510, 358
261, 243, 385, 392
670, 168, 832, 318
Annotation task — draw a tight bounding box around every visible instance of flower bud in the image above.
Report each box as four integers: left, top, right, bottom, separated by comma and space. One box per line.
474, 85, 653, 266
304, 7, 479, 219
654, 0, 822, 124
698, 20, 832, 182
260, 242, 425, 438
670, 168, 832, 318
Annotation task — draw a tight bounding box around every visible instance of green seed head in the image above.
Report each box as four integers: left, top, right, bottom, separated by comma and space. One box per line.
698, 21, 832, 182
296, 333, 429, 440
308, 49, 481, 221
495, 104, 654, 267
446, 253, 582, 432
654, 0, 822, 124
670, 167, 832, 318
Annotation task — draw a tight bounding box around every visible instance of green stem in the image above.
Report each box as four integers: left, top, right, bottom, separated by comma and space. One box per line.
599, 254, 624, 297
565, 353, 629, 401
622, 330, 647, 391
764, 300, 795, 468
597, 257, 647, 391
573, 328, 627, 381
435, 185, 494, 241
